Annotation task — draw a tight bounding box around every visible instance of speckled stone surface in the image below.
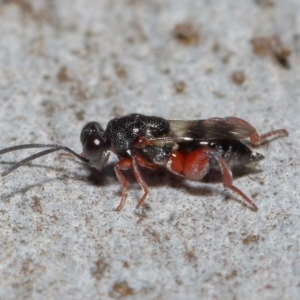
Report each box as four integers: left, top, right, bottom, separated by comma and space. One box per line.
0, 1, 299, 299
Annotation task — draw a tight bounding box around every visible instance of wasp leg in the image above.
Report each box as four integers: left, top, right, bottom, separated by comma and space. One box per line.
165, 149, 210, 180
250, 129, 288, 145
132, 155, 158, 208
212, 153, 258, 211
114, 158, 133, 211
183, 148, 210, 180
114, 156, 158, 210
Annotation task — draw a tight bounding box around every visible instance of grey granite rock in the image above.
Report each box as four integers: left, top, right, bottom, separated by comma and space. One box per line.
0, 1, 299, 299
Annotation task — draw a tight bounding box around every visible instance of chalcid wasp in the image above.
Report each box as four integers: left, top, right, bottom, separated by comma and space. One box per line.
0, 114, 288, 211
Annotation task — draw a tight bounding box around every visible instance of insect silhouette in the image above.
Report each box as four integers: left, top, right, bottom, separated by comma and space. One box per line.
0, 114, 288, 211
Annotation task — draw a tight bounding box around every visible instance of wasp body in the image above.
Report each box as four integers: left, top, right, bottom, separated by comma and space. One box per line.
0, 114, 288, 211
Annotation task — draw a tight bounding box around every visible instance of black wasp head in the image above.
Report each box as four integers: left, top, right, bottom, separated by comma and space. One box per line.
80, 122, 110, 169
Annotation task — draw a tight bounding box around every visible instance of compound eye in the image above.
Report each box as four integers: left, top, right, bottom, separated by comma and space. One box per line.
80, 122, 109, 164
83, 134, 107, 162
80, 122, 104, 145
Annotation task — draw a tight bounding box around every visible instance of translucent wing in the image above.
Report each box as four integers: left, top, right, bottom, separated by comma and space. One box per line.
138, 117, 257, 147
169, 117, 257, 141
